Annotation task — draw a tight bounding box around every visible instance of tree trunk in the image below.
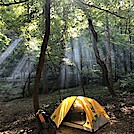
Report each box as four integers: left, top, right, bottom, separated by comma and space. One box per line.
130, 50, 133, 71
75, 61, 86, 96
128, 20, 133, 72
78, 37, 83, 76
33, 0, 50, 133
88, 18, 116, 96
123, 49, 127, 74
33, 0, 50, 112
42, 60, 48, 94
105, 12, 113, 88
70, 37, 76, 85
112, 42, 118, 81
47, 52, 62, 101
64, 64, 68, 89
27, 73, 31, 95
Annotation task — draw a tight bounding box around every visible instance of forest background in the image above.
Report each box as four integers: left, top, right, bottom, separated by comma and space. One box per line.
0, 0, 134, 133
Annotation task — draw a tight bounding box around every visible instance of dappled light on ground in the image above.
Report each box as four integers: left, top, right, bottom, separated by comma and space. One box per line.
0, 90, 134, 134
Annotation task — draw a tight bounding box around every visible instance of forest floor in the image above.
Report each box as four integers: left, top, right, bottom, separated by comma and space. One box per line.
0, 87, 134, 134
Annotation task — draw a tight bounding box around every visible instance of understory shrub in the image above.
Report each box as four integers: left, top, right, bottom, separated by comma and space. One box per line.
115, 73, 134, 93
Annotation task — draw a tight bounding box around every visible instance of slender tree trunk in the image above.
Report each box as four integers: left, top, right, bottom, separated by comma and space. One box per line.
105, 12, 113, 87
119, 23, 128, 75
102, 43, 107, 85
130, 50, 132, 71
33, 0, 50, 112
123, 49, 127, 74
128, 19, 133, 72
78, 36, 84, 88
88, 18, 116, 96
70, 37, 76, 85
70, 38, 79, 87
27, 73, 31, 95
74, 61, 86, 96
27, 55, 31, 95
112, 42, 118, 81
63, 64, 68, 89
33, 0, 50, 133
42, 59, 48, 94
47, 52, 62, 101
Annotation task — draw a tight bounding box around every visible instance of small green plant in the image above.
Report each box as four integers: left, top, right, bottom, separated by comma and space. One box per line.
115, 73, 134, 93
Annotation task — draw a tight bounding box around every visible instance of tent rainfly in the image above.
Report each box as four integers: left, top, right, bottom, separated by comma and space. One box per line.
51, 96, 110, 132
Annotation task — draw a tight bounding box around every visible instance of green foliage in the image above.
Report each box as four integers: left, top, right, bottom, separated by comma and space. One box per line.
0, 0, 133, 95
0, 33, 11, 53
0, 83, 13, 93
0, 5, 27, 36
115, 73, 134, 93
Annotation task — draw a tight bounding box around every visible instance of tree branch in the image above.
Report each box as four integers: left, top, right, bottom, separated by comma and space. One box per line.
0, 0, 28, 6
77, 0, 126, 19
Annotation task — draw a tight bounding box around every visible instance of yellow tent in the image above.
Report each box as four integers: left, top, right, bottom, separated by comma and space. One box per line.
51, 96, 110, 132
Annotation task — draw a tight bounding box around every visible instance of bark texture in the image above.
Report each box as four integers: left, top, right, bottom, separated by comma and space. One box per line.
88, 18, 116, 96
105, 12, 113, 88
33, 0, 50, 133
33, 0, 50, 112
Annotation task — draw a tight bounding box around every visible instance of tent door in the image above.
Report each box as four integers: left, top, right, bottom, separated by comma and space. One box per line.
63, 107, 86, 125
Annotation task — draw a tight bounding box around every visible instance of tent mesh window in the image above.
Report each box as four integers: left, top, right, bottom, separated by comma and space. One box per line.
63, 104, 86, 125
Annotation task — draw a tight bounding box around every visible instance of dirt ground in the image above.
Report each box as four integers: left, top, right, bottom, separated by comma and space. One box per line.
0, 91, 134, 134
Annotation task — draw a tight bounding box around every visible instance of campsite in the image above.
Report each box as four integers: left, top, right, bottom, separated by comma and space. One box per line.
0, 0, 134, 133
0, 88, 134, 133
